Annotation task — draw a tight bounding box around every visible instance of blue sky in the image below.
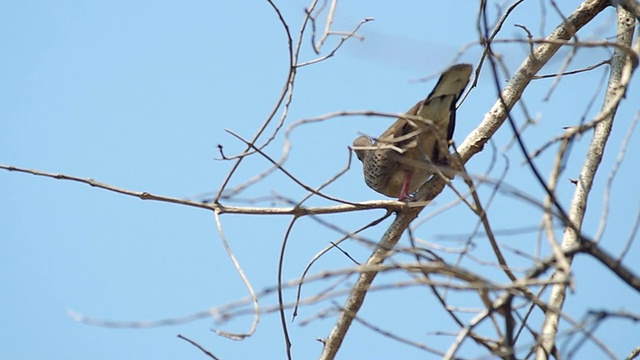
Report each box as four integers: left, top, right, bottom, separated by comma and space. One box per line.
2, 1, 639, 359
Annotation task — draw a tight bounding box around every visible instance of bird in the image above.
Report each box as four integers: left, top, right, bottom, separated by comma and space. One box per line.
352, 63, 472, 200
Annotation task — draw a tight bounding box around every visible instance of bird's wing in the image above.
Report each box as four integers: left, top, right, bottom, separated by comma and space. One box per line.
378, 100, 423, 150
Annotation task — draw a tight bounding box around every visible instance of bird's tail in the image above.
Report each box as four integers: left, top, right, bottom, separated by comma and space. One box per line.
426, 63, 473, 100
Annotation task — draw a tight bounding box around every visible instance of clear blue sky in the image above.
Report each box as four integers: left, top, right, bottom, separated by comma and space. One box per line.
2, 1, 639, 359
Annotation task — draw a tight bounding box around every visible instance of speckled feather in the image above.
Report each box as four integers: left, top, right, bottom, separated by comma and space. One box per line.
353, 64, 472, 199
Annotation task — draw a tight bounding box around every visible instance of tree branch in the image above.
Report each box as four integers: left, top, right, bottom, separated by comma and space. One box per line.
536, 4, 637, 359
320, 1, 613, 358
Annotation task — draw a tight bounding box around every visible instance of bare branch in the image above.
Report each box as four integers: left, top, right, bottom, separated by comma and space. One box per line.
178, 335, 220, 360
536, 5, 637, 358
321, 1, 617, 358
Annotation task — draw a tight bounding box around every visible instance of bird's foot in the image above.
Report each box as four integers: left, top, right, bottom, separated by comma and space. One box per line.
398, 192, 416, 202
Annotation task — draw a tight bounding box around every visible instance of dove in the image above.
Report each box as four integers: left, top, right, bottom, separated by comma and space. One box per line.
352, 63, 472, 200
